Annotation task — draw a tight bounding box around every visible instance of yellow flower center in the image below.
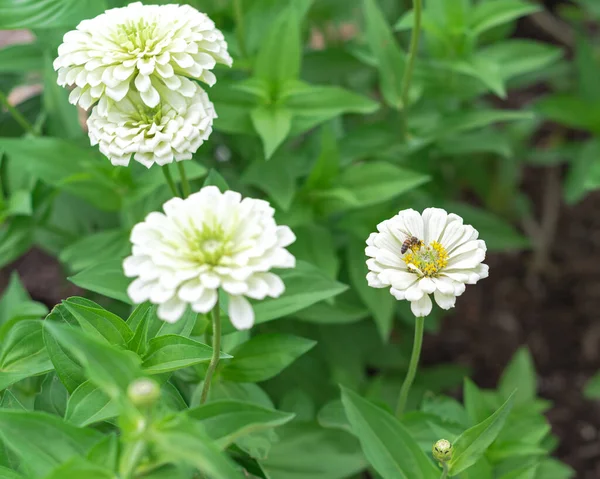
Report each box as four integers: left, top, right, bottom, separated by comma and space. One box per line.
402, 241, 449, 277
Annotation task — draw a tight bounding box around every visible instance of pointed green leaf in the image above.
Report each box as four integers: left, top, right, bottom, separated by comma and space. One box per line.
187, 400, 295, 448
142, 334, 229, 374
341, 387, 438, 479
43, 456, 114, 479
470, 0, 541, 36
68, 259, 132, 304
0, 0, 106, 28
0, 410, 102, 478
363, 0, 405, 109
221, 333, 316, 383
448, 392, 516, 475
44, 322, 141, 399
65, 381, 118, 427
250, 106, 292, 159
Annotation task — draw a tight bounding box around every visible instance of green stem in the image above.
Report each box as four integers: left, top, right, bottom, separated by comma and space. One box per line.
119, 439, 147, 479
399, 0, 422, 138
395, 315, 425, 417
440, 462, 449, 479
233, 0, 247, 58
0, 89, 34, 134
176, 162, 191, 198
162, 165, 180, 198
199, 298, 221, 404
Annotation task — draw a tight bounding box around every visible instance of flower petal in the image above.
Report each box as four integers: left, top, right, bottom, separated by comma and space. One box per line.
411, 294, 432, 317
434, 290, 456, 310
228, 295, 255, 330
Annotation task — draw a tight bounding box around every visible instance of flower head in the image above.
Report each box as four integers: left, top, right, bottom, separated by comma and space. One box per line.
124, 186, 296, 329
366, 208, 488, 317
87, 83, 215, 167
54, 1, 232, 110
432, 439, 453, 463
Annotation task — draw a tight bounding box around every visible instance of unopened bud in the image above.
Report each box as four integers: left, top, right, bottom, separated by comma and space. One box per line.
127, 378, 160, 408
432, 439, 453, 462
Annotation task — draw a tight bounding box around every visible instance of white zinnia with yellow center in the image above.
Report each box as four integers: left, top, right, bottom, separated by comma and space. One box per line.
366, 208, 488, 317
87, 83, 215, 167
54, 1, 232, 110
124, 186, 296, 329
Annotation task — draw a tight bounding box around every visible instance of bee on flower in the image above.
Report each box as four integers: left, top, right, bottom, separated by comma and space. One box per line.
365, 208, 488, 317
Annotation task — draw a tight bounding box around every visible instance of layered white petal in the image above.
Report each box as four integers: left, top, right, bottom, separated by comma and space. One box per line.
123, 186, 295, 328
365, 207, 488, 318
55, 2, 232, 109
87, 83, 215, 167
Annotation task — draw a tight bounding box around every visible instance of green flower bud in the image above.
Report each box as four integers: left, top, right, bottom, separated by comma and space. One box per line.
127, 378, 160, 408
432, 439, 453, 462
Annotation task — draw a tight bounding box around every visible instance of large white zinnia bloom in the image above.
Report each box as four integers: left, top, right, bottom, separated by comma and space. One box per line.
87, 83, 215, 167
54, 1, 232, 110
124, 186, 296, 329
365, 208, 488, 317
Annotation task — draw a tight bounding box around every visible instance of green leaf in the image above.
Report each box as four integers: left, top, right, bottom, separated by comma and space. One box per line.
0, 410, 102, 478
254, 6, 301, 94
44, 322, 141, 400
221, 333, 316, 382
284, 81, 379, 134
68, 259, 132, 304
0, 42, 44, 73
187, 400, 295, 448
340, 387, 438, 479
43, 304, 87, 393
202, 169, 230, 192
252, 260, 348, 325
0, 320, 53, 391
288, 225, 339, 279
448, 393, 516, 475
470, 0, 541, 36
463, 378, 490, 426
34, 373, 68, 417
62, 298, 133, 348
259, 423, 366, 479
0, 0, 106, 28
584, 371, 600, 399
305, 124, 340, 190
60, 230, 129, 273
242, 150, 296, 210
536, 94, 600, 134
498, 347, 536, 407
64, 381, 118, 427
0, 465, 24, 479
43, 456, 114, 479
363, 0, 405, 109
142, 334, 229, 374
152, 417, 245, 479
564, 139, 600, 204
347, 240, 395, 341
0, 218, 34, 269
0, 138, 121, 211
5, 190, 32, 217
0, 272, 47, 327
250, 106, 292, 159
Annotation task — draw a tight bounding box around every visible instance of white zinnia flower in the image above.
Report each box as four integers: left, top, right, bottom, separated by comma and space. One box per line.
365, 208, 488, 317
123, 186, 296, 329
54, 1, 232, 110
87, 83, 216, 167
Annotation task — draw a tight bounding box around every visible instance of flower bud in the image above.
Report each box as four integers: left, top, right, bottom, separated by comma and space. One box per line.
432, 439, 453, 462
127, 378, 160, 408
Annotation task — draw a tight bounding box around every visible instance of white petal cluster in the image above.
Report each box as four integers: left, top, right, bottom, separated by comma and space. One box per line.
87, 83, 216, 167
54, 1, 232, 110
366, 208, 488, 317
124, 186, 296, 329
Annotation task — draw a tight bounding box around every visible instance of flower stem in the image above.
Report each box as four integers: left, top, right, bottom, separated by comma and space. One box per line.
176, 162, 191, 198
162, 165, 180, 198
199, 298, 221, 404
233, 0, 247, 58
399, 0, 422, 138
395, 315, 425, 417
440, 462, 449, 479
0, 89, 34, 134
